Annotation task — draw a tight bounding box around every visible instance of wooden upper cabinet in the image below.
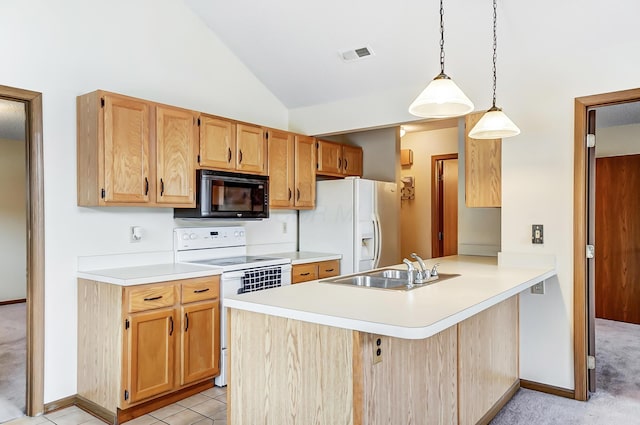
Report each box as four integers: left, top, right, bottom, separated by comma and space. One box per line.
342, 145, 363, 177
294, 135, 316, 208
155, 105, 197, 206
267, 129, 295, 208
236, 124, 266, 174
316, 139, 363, 177
198, 115, 236, 170
464, 112, 502, 207
77, 91, 151, 206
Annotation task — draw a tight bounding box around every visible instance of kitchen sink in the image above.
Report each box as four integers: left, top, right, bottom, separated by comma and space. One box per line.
321, 270, 461, 291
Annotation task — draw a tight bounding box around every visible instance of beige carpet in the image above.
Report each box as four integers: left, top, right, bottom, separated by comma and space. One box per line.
491, 318, 640, 424
0, 303, 26, 423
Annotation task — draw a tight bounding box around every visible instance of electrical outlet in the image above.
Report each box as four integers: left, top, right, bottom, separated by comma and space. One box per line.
532, 224, 544, 244
129, 226, 143, 243
531, 281, 545, 295
373, 336, 382, 364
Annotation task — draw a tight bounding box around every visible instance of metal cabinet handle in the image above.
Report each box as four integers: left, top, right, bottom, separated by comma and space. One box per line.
239, 150, 243, 164
288, 188, 292, 200
184, 313, 189, 332
193, 288, 210, 294
300, 272, 311, 276
344, 159, 348, 170
227, 147, 232, 163
144, 177, 149, 195
160, 178, 164, 196
297, 188, 300, 201
143, 295, 162, 301
169, 316, 174, 336
338, 158, 342, 168
325, 268, 335, 272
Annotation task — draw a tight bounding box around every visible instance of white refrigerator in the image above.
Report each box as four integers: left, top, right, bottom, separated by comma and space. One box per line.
299, 177, 399, 274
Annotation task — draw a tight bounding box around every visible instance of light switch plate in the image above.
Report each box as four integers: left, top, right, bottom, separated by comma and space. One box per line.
532, 224, 544, 244
531, 281, 545, 295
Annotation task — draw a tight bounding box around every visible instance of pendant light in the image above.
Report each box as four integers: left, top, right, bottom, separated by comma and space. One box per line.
408, 0, 474, 118
468, 0, 520, 139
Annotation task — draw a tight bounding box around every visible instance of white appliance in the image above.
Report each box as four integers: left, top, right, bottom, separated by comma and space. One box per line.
174, 226, 291, 386
299, 177, 399, 274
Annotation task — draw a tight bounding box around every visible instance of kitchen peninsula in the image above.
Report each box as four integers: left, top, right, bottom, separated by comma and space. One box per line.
225, 255, 556, 425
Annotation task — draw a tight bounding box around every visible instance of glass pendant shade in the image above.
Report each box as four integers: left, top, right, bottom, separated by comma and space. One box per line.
468, 107, 520, 139
409, 74, 474, 118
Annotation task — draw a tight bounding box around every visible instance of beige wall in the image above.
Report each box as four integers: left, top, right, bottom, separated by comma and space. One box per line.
0, 138, 26, 301
399, 125, 458, 260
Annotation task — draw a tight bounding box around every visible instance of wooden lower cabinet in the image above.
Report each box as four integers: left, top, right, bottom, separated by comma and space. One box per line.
78, 276, 220, 423
291, 259, 340, 284
229, 296, 518, 425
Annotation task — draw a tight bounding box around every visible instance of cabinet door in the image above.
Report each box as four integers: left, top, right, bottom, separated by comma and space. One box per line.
236, 124, 266, 174
342, 145, 363, 177
181, 301, 220, 385
294, 135, 316, 208
267, 129, 294, 208
126, 308, 176, 403
199, 115, 236, 170
316, 140, 343, 176
464, 112, 501, 207
103, 94, 151, 203
156, 105, 197, 206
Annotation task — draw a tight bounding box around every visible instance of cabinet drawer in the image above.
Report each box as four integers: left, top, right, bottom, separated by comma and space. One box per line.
125, 283, 177, 313
317, 260, 340, 278
181, 276, 220, 304
292, 263, 318, 284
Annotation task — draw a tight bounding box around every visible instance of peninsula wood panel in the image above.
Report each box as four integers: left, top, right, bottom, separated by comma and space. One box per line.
77, 279, 123, 410
458, 296, 518, 425
229, 309, 354, 425
356, 326, 458, 425
155, 105, 197, 206
595, 154, 640, 324
465, 112, 501, 207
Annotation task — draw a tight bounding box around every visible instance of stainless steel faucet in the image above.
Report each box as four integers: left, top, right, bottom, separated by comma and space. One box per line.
402, 258, 415, 288
410, 253, 430, 283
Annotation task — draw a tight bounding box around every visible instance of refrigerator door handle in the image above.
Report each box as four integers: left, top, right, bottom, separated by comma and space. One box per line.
373, 214, 382, 268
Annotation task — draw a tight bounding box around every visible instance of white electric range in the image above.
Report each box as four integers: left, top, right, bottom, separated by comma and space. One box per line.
174, 226, 291, 386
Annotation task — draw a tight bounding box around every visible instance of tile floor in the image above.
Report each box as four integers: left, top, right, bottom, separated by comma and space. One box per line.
5, 387, 227, 425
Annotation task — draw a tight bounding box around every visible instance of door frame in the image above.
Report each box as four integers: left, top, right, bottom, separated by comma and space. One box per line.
431, 153, 458, 258
573, 87, 640, 401
0, 84, 45, 415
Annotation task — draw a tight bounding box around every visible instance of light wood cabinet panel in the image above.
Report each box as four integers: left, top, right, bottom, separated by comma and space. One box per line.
294, 135, 316, 208
155, 105, 197, 206
125, 283, 177, 313
126, 308, 176, 403
465, 112, 502, 207
198, 115, 236, 170
292, 263, 318, 284
316, 140, 343, 176
317, 260, 340, 278
181, 300, 220, 385
342, 144, 363, 177
181, 277, 220, 304
458, 296, 518, 425
267, 129, 295, 208
236, 123, 266, 174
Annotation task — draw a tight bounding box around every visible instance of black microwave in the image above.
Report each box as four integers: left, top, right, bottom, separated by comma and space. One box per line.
174, 170, 269, 219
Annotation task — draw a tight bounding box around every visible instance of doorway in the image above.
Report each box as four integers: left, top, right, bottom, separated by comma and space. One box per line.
431, 154, 458, 258
0, 84, 45, 416
573, 87, 640, 401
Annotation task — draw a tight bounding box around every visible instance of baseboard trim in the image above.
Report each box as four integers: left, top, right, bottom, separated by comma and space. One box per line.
0, 298, 26, 306
44, 395, 77, 414
76, 395, 116, 424
476, 379, 520, 425
520, 379, 575, 399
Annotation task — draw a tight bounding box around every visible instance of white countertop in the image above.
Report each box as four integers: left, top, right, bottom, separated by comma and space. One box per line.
225, 255, 556, 340
77, 263, 222, 286
270, 251, 342, 265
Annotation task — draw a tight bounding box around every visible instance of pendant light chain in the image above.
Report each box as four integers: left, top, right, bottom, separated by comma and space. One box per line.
439, 0, 445, 75
491, 0, 498, 108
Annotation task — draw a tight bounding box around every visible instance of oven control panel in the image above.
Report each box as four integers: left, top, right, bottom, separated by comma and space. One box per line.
174, 226, 246, 250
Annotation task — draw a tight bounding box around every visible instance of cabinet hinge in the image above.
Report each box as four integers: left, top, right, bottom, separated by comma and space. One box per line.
197, 117, 201, 126
100, 188, 105, 199
100, 98, 105, 108
124, 389, 129, 401
125, 319, 130, 330
587, 355, 596, 370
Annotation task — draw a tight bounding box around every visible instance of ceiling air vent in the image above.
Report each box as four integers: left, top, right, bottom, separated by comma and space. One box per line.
340, 46, 374, 62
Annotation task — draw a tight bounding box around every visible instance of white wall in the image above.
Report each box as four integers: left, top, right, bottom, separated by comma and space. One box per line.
596, 124, 640, 157
288, 0, 640, 390
0, 0, 288, 403
0, 138, 27, 301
